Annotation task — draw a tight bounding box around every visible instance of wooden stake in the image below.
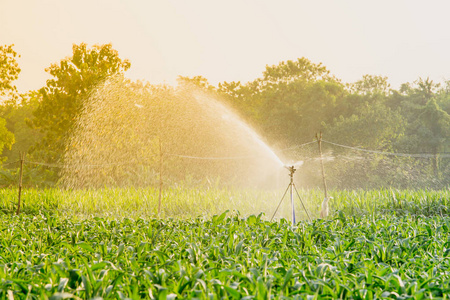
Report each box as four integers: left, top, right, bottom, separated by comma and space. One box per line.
16, 152, 25, 215
316, 132, 328, 199
158, 137, 163, 216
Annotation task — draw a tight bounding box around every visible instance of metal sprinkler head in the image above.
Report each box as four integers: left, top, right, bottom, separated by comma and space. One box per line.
285, 165, 296, 178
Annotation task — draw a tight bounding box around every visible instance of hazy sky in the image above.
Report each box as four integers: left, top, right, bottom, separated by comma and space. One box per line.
2, 0, 450, 93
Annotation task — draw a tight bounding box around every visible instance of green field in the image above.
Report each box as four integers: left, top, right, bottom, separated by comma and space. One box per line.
1, 188, 450, 298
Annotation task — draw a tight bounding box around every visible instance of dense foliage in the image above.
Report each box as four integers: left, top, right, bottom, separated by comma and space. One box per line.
0, 173, 449, 299
187, 62, 450, 189
0, 45, 18, 157
0, 45, 449, 188
31, 43, 131, 163
0, 45, 20, 101
2, 209, 450, 299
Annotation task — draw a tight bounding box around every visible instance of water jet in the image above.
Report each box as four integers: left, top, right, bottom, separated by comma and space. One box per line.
62, 76, 297, 217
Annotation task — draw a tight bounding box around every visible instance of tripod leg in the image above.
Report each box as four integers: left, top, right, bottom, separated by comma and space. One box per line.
270, 183, 291, 222
291, 182, 295, 225
293, 184, 312, 222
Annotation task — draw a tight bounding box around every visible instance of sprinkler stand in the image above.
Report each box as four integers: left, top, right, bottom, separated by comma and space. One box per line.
271, 165, 312, 224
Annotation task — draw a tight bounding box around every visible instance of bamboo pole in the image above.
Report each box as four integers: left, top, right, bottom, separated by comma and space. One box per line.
158, 136, 163, 216
16, 152, 25, 215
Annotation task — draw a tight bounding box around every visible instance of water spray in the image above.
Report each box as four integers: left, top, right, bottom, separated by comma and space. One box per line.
271, 162, 312, 224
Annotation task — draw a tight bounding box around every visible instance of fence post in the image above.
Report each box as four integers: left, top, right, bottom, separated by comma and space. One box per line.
16, 152, 25, 215
158, 137, 163, 216
316, 132, 328, 199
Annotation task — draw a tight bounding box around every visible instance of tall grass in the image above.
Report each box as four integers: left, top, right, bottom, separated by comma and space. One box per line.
1, 187, 449, 219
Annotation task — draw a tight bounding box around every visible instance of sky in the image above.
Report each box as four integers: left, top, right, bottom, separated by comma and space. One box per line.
2, 0, 450, 93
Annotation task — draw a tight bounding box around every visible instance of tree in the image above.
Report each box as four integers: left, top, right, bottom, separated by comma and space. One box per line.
0, 117, 14, 158
0, 45, 19, 158
348, 75, 391, 96
325, 101, 405, 151
32, 43, 131, 162
177, 75, 215, 92
395, 78, 440, 114
0, 91, 42, 162
248, 58, 344, 145
0, 44, 21, 102
409, 99, 450, 178
260, 57, 333, 85
217, 80, 262, 124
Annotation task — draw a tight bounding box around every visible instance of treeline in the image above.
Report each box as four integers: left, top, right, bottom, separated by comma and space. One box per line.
181, 60, 450, 189
0, 43, 449, 188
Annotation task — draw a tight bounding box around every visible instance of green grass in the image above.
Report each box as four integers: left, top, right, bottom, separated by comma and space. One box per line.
0, 187, 285, 219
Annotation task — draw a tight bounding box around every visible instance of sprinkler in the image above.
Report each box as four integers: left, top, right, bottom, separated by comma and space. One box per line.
271, 162, 312, 224
286, 165, 296, 177
286, 165, 297, 224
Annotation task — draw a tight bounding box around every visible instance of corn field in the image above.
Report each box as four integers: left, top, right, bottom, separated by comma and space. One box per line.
1, 188, 450, 298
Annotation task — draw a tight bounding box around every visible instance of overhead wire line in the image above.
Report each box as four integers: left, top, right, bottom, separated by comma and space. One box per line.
167, 141, 316, 160
24, 158, 155, 169
166, 153, 255, 160
279, 141, 316, 152
5, 140, 448, 168
0, 142, 315, 168
1, 160, 20, 167
323, 140, 450, 158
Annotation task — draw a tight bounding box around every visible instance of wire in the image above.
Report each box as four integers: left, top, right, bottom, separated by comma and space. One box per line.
323, 140, 450, 158
279, 141, 316, 151
167, 153, 255, 160
1, 160, 20, 167
25, 161, 65, 168
6, 139, 449, 169
25, 160, 146, 168
168, 141, 316, 160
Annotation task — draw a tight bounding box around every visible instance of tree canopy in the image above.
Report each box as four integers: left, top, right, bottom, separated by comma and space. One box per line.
0, 45, 21, 102
32, 43, 131, 162
0, 47, 449, 188
0, 45, 18, 157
